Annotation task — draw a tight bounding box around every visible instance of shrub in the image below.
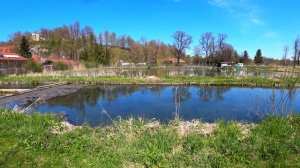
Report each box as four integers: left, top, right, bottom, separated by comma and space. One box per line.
25, 60, 42, 73
84, 61, 99, 69
53, 62, 69, 71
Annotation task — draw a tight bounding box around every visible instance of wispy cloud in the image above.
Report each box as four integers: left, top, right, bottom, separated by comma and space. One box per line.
209, 0, 263, 30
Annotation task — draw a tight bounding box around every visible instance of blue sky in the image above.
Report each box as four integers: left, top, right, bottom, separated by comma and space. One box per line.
0, 0, 299, 59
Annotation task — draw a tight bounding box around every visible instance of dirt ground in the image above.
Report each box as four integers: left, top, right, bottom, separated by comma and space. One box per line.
0, 84, 84, 109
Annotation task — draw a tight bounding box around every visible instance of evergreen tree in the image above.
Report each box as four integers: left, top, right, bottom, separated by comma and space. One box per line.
254, 49, 263, 64
18, 36, 32, 58
242, 50, 249, 64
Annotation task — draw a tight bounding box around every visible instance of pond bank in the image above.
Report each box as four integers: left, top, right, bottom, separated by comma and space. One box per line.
1, 76, 300, 87
0, 84, 84, 108
0, 109, 299, 167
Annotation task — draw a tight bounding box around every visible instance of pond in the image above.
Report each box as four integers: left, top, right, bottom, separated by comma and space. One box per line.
31, 85, 299, 127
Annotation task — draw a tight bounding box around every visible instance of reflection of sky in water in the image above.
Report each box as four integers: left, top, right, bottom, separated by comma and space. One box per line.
34, 86, 300, 127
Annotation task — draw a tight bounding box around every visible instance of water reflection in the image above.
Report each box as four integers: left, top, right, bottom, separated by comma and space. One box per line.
34, 86, 300, 126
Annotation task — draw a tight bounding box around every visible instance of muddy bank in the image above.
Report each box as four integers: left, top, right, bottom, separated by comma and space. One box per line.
0, 84, 84, 109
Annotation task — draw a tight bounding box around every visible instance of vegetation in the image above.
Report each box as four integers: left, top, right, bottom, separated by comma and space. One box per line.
0, 109, 299, 167
7, 22, 257, 68
25, 60, 42, 73
18, 36, 32, 59
0, 75, 299, 87
254, 49, 263, 64
53, 62, 69, 71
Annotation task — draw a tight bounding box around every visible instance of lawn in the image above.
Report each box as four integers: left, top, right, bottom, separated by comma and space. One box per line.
0, 109, 300, 167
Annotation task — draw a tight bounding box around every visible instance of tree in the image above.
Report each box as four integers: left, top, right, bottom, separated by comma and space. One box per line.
217, 34, 228, 54
172, 31, 193, 65
200, 32, 216, 65
282, 46, 289, 66
254, 49, 263, 64
241, 50, 250, 64
200, 32, 214, 58
293, 36, 300, 66
18, 36, 32, 58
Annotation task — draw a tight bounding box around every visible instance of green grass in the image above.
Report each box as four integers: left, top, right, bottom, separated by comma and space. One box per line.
1, 109, 300, 167
1, 75, 299, 86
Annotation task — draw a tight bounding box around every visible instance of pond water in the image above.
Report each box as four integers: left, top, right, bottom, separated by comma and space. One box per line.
33, 85, 300, 126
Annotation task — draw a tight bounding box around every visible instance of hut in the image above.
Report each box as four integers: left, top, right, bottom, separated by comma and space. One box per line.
163, 57, 186, 65
0, 46, 28, 75
42, 56, 80, 71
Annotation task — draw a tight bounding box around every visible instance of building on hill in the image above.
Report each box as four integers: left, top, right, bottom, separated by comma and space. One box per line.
0, 46, 28, 75
31, 33, 45, 42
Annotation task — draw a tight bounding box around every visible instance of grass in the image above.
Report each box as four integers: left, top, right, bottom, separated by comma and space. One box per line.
1, 75, 300, 87
1, 109, 300, 167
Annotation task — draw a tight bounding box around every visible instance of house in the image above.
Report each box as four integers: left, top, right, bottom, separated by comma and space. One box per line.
117, 60, 135, 67
235, 63, 244, 68
0, 46, 28, 75
42, 56, 80, 71
163, 57, 186, 65
32, 33, 45, 41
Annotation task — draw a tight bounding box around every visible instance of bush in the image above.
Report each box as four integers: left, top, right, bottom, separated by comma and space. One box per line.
53, 62, 68, 71
84, 61, 99, 69
25, 60, 42, 73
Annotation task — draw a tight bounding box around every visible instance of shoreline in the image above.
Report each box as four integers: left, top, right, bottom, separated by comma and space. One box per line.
1, 75, 300, 88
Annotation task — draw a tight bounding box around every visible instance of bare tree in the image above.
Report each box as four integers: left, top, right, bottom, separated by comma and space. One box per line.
200, 32, 215, 57
293, 36, 300, 66
199, 32, 215, 64
193, 46, 201, 57
172, 31, 193, 65
282, 45, 289, 66
217, 34, 228, 54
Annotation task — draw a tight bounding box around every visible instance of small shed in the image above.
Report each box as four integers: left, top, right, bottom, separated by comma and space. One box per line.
0, 54, 28, 75
42, 56, 80, 71
163, 57, 186, 65
0, 46, 28, 75
218, 62, 235, 68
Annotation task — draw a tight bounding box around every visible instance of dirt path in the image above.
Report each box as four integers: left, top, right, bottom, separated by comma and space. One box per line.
0, 84, 84, 108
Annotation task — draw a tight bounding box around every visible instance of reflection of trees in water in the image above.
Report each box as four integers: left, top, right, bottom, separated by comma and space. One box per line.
172, 87, 192, 103
47, 86, 142, 113
250, 88, 297, 122
172, 87, 192, 120
198, 86, 231, 102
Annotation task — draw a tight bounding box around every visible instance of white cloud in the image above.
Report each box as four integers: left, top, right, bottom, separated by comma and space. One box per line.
208, 0, 263, 29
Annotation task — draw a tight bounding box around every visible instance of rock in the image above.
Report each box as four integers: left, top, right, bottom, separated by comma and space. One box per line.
144, 76, 160, 82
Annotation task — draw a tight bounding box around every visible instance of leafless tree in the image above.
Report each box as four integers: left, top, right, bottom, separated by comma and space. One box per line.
282, 45, 289, 66
99, 31, 121, 61
200, 32, 215, 58
293, 36, 300, 66
193, 46, 201, 57
217, 34, 228, 54
172, 31, 193, 65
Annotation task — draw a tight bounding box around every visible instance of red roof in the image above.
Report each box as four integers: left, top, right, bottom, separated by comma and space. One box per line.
164, 57, 185, 63
0, 54, 28, 61
44, 56, 80, 65
0, 46, 16, 55
32, 55, 41, 63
